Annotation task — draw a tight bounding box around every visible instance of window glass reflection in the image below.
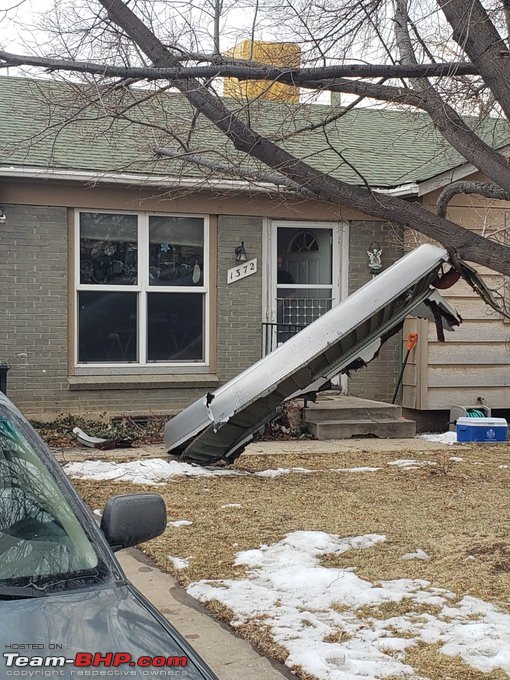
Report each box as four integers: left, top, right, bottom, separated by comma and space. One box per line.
277, 227, 332, 285
147, 293, 203, 361
0, 415, 98, 583
80, 213, 137, 285
149, 216, 204, 286
78, 292, 137, 363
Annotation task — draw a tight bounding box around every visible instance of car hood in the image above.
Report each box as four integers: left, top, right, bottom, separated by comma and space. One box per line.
0, 583, 215, 679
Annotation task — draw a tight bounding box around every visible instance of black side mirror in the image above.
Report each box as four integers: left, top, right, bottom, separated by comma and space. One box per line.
100, 493, 166, 551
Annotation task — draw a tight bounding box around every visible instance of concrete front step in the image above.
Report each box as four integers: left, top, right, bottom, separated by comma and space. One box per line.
304, 401, 401, 422
305, 418, 416, 440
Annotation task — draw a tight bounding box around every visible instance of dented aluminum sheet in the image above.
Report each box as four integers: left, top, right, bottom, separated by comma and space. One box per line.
164, 244, 461, 465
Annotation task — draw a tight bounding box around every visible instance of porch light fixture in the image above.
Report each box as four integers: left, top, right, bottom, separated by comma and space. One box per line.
0, 208, 6, 224
235, 242, 247, 262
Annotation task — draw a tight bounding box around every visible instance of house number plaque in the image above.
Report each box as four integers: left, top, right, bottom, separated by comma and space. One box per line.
227, 258, 258, 284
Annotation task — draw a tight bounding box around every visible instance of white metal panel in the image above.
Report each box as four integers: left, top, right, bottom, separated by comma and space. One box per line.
165, 245, 460, 463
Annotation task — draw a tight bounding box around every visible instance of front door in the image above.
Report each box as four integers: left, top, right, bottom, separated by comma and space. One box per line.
263, 220, 348, 360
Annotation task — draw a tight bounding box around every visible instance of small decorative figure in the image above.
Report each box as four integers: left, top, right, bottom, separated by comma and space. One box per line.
367, 242, 382, 275
192, 263, 201, 284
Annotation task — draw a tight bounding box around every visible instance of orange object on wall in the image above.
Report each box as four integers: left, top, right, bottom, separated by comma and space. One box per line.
406, 332, 418, 351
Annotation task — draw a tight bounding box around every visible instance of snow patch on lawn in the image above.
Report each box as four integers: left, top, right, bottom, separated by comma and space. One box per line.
168, 519, 193, 527
255, 467, 313, 478
64, 458, 244, 485
401, 548, 430, 561
188, 531, 510, 679
388, 459, 435, 469
167, 556, 190, 570
64, 460, 332, 484
333, 466, 382, 473
417, 431, 457, 444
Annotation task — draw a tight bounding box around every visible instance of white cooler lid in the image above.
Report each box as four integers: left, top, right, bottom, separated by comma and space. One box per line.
456, 417, 508, 427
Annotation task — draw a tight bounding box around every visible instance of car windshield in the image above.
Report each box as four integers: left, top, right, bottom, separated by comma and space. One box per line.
0, 406, 112, 593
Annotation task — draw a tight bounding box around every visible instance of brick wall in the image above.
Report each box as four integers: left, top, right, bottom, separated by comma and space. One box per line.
0, 205, 400, 418
347, 221, 403, 402
0, 205, 222, 418
216, 215, 263, 382
1, 204, 70, 415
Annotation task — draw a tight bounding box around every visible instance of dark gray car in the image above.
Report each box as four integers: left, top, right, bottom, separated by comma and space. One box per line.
0, 392, 219, 679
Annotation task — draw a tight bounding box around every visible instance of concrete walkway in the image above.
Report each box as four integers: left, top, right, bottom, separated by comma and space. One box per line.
53, 436, 457, 462
118, 548, 293, 680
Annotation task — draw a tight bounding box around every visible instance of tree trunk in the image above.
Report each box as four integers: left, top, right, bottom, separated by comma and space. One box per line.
438, 0, 510, 120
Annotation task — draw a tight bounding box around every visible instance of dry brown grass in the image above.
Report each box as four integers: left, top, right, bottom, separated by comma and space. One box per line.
395, 641, 509, 680
323, 629, 352, 643
356, 599, 443, 621
235, 619, 289, 664
72, 443, 510, 679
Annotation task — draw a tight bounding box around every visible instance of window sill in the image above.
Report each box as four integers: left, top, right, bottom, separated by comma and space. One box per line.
68, 374, 219, 391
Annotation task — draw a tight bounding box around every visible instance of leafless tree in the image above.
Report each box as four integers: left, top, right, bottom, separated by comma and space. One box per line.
2, 0, 510, 292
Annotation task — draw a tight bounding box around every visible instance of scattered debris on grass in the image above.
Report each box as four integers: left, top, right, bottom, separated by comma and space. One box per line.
253, 401, 313, 442
32, 413, 167, 447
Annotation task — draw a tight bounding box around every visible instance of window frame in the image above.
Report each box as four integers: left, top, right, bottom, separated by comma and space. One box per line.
74, 209, 210, 368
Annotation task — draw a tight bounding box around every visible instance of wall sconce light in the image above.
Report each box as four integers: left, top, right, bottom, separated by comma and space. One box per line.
0, 208, 6, 224
235, 242, 247, 262
367, 241, 382, 276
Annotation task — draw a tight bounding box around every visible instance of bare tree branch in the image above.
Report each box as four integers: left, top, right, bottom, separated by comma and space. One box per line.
0, 48, 479, 79
4, 0, 510, 284
93, 0, 510, 276
154, 146, 318, 196
391, 1, 510, 202
437, 181, 510, 218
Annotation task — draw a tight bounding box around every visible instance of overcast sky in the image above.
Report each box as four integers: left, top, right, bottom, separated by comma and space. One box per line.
0, 0, 53, 53
0, 0, 334, 104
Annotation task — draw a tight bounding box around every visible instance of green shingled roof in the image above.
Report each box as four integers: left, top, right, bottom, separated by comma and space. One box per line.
0, 74, 508, 188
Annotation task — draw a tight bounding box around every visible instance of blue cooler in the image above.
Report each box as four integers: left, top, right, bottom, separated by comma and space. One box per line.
456, 417, 508, 443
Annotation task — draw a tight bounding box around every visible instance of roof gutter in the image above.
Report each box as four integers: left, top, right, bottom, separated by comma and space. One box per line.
374, 182, 419, 197
417, 143, 510, 197
0, 165, 291, 194
0, 165, 420, 198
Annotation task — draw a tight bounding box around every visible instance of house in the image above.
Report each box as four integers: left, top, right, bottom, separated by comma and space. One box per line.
0, 74, 509, 425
